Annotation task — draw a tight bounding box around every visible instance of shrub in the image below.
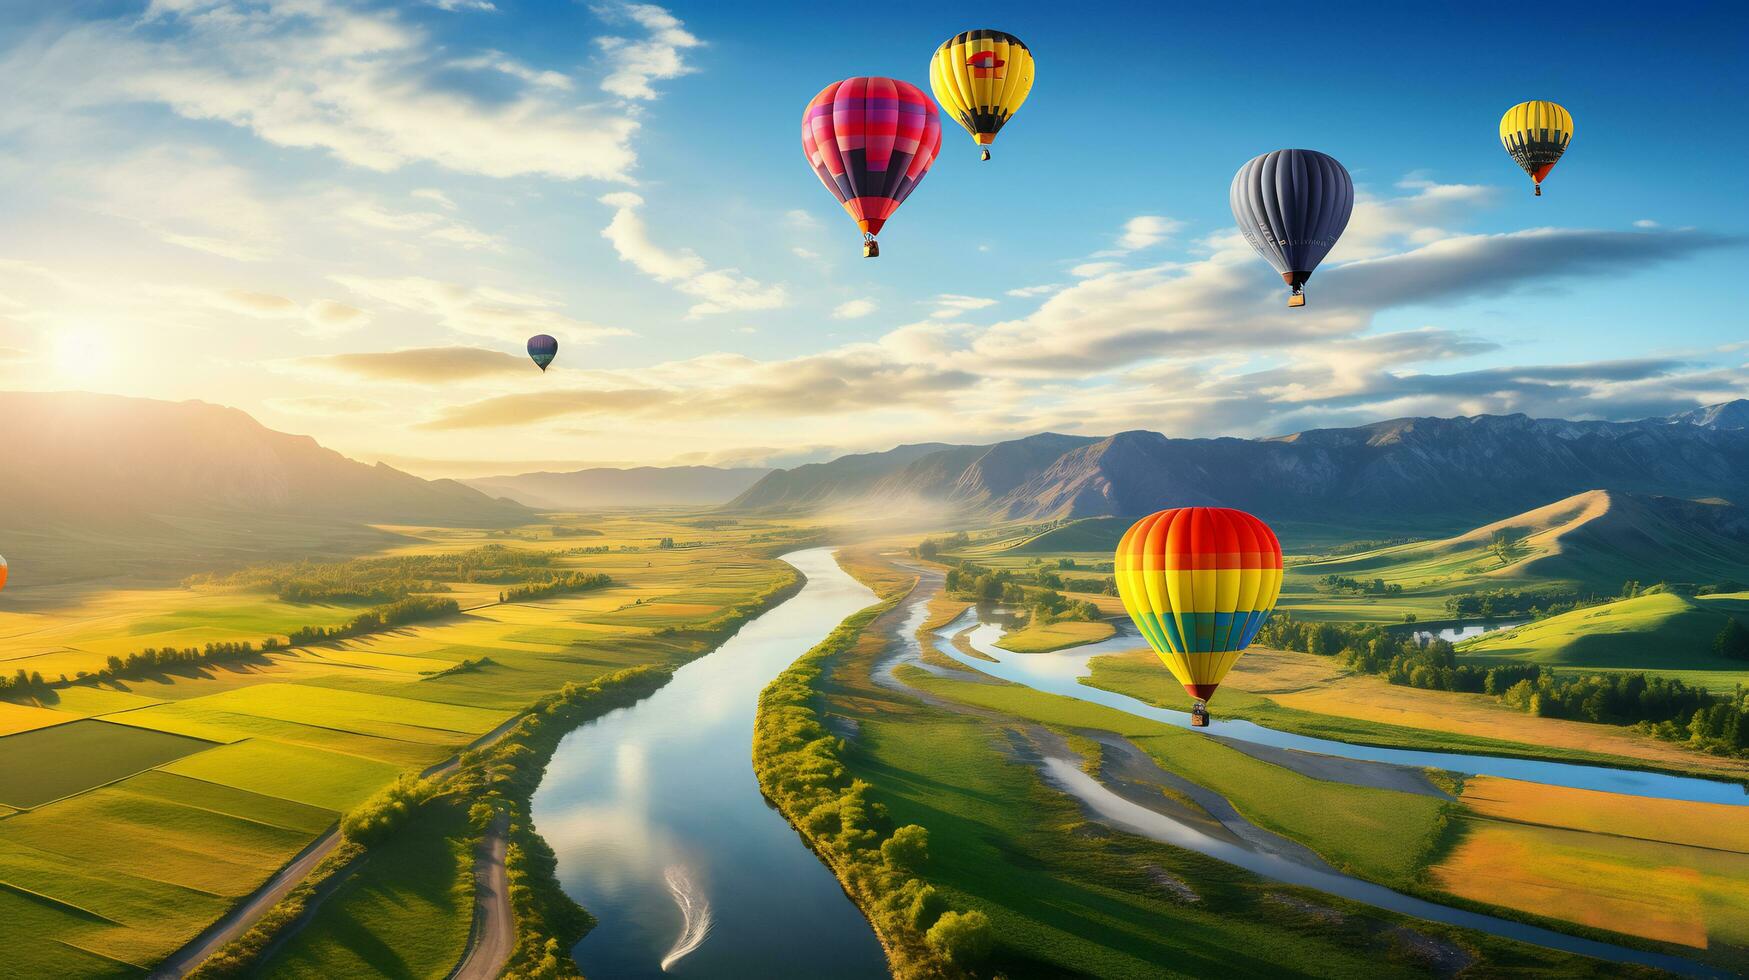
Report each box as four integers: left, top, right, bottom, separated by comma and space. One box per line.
926, 910, 994, 966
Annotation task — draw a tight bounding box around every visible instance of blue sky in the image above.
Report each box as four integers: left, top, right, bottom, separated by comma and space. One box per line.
0, 0, 1743, 476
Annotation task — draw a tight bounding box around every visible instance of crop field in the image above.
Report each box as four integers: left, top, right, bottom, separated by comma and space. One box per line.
0, 720, 214, 809
161, 739, 407, 811
1431, 819, 1749, 956
1456, 776, 1749, 853
0, 514, 814, 974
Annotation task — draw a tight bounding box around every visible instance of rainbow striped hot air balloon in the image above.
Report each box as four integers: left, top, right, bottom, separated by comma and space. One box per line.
1114, 508, 1282, 724
0, 553, 7, 594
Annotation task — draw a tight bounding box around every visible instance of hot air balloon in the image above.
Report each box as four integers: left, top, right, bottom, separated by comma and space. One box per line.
1230, 149, 1353, 307
802, 77, 942, 257
1114, 507, 1282, 727
929, 30, 1035, 161
527, 334, 557, 372
0, 554, 8, 594
1499, 100, 1573, 196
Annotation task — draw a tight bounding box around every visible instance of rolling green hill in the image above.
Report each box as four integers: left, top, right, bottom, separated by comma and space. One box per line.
1293, 490, 1749, 596
1461, 590, 1749, 684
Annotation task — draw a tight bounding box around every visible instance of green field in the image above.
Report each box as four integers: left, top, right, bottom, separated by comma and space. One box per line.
0, 721, 213, 809
259, 802, 474, 979
1460, 591, 1749, 680
995, 619, 1115, 652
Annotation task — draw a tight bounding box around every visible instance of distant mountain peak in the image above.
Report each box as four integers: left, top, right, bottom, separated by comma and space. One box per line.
1665, 399, 1749, 429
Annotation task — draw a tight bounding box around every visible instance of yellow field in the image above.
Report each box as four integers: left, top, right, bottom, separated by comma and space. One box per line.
1458, 776, 1749, 853
1250, 648, 1749, 778
1432, 819, 1749, 949
0, 700, 74, 736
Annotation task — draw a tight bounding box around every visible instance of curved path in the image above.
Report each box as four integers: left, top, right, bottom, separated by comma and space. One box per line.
875, 568, 1727, 978
448, 813, 513, 980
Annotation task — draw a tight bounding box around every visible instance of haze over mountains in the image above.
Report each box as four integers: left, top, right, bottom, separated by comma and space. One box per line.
727, 401, 1749, 534
465, 466, 770, 509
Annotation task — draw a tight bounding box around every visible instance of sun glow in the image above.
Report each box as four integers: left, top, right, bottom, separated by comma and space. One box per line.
49, 326, 113, 380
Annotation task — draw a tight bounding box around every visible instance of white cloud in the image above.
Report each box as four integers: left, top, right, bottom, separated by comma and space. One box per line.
9, 0, 658, 181
1070, 261, 1121, 278
1006, 284, 1061, 298
594, 3, 702, 100
929, 294, 997, 320
449, 51, 573, 89
1116, 215, 1182, 251
1634, 219, 1660, 229
598, 192, 788, 317
331, 274, 629, 344
833, 299, 876, 320
411, 188, 457, 210
337, 199, 505, 251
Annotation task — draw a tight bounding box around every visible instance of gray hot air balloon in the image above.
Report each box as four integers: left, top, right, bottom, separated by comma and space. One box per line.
1230, 149, 1353, 307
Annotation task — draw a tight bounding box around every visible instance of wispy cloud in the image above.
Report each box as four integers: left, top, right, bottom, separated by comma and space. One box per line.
331, 275, 629, 344
833, 299, 876, 320
301, 346, 531, 384
599, 192, 788, 317
594, 2, 703, 100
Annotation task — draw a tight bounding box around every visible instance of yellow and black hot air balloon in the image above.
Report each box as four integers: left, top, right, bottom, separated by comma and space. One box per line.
1115, 508, 1283, 727
929, 29, 1034, 161
1499, 100, 1573, 196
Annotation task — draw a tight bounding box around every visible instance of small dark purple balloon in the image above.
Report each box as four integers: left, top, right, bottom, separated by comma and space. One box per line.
527, 334, 558, 372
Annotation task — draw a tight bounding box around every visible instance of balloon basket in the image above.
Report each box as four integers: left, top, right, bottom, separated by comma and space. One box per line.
1190, 702, 1210, 727
1534, 183, 1542, 197
981, 148, 991, 161
863, 239, 880, 258
1287, 291, 1306, 308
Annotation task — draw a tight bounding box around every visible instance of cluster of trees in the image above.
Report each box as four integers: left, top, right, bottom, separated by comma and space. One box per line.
1443, 587, 1587, 620
1496, 670, 1716, 726
1321, 536, 1421, 558
1025, 588, 1101, 626
1717, 619, 1749, 661
1644, 687, 1749, 755
187, 544, 564, 603
1259, 613, 1747, 754
500, 572, 611, 603
286, 595, 459, 645
1317, 574, 1404, 597
754, 602, 994, 976
915, 531, 972, 561
550, 525, 603, 538
943, 563, 1025, 603
0, 669, 48, 696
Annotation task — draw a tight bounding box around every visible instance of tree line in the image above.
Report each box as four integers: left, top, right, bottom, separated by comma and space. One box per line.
186, 544, 575, 603
499, 572, 611, 603
1257, 614, 1746, 756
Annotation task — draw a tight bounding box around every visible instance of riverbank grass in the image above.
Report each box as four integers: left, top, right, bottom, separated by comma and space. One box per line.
994, 620, 1115, 653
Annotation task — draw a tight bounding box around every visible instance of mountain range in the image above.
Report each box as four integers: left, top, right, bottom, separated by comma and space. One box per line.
726, 401, 1749, 535
0, 391, 530, 588
464, 465, 770, 509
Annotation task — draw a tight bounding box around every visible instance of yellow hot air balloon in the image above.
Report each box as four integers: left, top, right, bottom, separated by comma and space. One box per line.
929, 30, 1034, 161
1115, 507, 1282, 727
1499, 100, 1573, 196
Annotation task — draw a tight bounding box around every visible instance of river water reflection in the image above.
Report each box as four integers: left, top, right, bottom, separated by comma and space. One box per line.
529, 549, 888, 978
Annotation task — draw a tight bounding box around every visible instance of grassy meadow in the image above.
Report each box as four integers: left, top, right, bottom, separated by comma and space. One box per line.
0, 511, 815, 976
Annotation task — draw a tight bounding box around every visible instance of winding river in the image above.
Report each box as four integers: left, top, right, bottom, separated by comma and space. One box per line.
529, 549, 887, 978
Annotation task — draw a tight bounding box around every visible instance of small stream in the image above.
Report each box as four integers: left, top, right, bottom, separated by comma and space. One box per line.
879, 588, 1737, 977
945, 609, 1748, 806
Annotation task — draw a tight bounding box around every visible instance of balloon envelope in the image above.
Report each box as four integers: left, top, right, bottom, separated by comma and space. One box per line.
802, 77, 942, 255
527, 334, 558, 372
1499, 100, 1572, 195
1230, 149, 1353, 305
1114, 507, 1282, 704
0, 554, 7, 594
930, 30, 1035, 158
